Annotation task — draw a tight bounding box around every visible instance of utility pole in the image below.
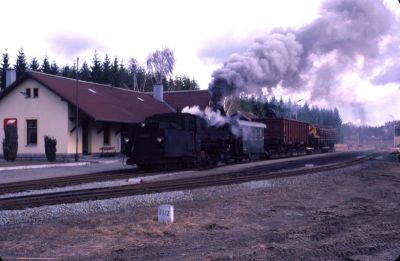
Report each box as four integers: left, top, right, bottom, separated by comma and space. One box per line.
295, 98, 304, 120
389, 115, 395, 148
75, 57, 79, 162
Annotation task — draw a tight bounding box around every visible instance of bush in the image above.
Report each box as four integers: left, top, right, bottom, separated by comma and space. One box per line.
2, 124, 18, 161
44, 136, 57, 162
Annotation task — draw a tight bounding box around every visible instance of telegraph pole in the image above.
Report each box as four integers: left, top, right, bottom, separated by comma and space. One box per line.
75, 57, 79, 162
295, 98, 304, 120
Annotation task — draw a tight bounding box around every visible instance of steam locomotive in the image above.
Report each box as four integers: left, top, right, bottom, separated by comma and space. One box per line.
122, 112, 337, 170
123, 112, 266, 170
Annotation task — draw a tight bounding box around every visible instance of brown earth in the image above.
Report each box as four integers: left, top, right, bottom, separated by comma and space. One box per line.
0, 156, 400, 260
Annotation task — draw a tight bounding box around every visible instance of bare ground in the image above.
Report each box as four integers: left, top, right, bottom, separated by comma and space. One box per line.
1, 156, 400, 260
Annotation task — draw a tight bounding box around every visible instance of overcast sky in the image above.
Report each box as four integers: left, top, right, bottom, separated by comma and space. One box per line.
1, 0, 399, 125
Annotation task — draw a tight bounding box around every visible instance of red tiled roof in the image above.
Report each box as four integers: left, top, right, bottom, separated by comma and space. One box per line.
162, 90, 211, 111
3, 71, 173, 123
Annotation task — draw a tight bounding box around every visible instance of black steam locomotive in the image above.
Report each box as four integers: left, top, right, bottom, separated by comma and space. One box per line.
122, 112, 266, 170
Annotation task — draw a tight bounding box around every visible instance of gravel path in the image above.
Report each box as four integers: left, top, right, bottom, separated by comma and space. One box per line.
0, 155, 399, 260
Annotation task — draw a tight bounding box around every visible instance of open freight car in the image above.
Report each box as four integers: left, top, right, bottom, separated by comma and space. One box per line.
309, 125, 337, 152
254, 118, 309, 155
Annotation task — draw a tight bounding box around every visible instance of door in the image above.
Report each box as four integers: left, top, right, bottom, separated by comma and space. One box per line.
82, 120, 90, 155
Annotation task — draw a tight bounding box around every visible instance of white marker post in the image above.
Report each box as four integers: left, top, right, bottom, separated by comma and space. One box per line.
158, 204, 174, 224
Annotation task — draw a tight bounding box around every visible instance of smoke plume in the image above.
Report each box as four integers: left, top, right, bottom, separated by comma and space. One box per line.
208, 0, 396, 121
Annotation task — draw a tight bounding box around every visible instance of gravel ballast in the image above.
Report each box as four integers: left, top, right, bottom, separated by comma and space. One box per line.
1, 157, 399, 260
0, 163, 363, 227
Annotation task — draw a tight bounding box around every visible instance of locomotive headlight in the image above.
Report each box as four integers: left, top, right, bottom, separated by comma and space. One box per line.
156, 137, 163, 143
124, 137, 130, 143
140, 122, 146, 128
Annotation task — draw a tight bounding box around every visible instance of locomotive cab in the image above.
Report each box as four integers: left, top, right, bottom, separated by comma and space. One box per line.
124, 114, 198, 169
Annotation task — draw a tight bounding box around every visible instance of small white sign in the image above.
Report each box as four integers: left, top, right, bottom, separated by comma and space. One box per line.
158, 204, 174, 224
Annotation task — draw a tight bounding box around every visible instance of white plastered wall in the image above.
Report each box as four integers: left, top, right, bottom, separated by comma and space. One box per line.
88, 121, 121, 153
0, 79, 69, 154
0, 78, 123, 156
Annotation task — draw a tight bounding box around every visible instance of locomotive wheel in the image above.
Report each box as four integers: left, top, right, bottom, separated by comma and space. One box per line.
209, 156, 219, 166
138, 164, 151, 172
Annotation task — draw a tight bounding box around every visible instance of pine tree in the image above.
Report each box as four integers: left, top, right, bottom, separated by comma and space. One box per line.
79, 61, 91, 81
15, 48, 27, 79
118, 60, 130, 89
102, 54, 112, 84
175, 75, 198, 91
61, 65, 72, 77
91, 51, 102, 83
41, 55, 51, 73
70, 61, 77, 79
0, 51, 10, 90
50, 61, 59, 75
29, 57, 40, 71
111, 57, 120, 87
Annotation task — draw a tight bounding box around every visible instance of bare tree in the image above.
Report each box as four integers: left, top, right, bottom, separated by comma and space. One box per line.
224, 96, 240, 116
146, 48, 175, 88
128, 58, 139, 91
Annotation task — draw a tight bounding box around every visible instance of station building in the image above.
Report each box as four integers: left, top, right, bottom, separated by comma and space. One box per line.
0, 70, 210, 159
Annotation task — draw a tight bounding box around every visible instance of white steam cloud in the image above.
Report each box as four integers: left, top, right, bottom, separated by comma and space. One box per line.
182, 105, 227, 127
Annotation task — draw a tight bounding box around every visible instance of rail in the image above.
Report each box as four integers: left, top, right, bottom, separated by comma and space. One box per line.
0, 155, 372, 210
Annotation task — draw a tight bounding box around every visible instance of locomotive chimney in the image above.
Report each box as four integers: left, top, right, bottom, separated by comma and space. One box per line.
153, 84, 163, 102
208, 101, 226, 116
6, 68, 16, 88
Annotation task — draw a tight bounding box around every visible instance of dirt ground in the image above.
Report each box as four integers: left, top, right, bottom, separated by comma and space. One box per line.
1, 156, 400, 260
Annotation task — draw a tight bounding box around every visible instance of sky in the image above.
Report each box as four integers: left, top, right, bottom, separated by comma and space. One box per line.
1, 0, 399, 125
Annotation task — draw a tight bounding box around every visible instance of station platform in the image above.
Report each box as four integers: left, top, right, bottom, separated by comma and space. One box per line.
0, 156, 135, 184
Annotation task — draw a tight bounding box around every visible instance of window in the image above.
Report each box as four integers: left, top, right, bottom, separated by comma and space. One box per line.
25, 88, 31, 98
33, 88, 38, 98
27, 120, 37, 145
103, 123, 110, 145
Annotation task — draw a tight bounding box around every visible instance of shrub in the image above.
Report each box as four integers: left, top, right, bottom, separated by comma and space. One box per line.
44, 136, 57, 162
2, 124, 18, 161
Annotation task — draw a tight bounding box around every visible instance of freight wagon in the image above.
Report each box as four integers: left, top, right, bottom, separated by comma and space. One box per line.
309, 125, 336, 152
254, 118, 337, 155
254, 118, 309, 155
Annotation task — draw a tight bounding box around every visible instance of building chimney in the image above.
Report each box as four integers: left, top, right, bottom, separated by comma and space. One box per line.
6, 68, 16, 88
153, 85, 163, 102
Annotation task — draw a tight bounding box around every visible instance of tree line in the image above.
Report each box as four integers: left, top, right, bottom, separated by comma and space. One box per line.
0, 48, 199, 92
240, 96, 343, 129
342, 121, 399, 143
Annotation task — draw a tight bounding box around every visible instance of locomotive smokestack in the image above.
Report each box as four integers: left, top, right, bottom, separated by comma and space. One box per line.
208, 101, 226, 116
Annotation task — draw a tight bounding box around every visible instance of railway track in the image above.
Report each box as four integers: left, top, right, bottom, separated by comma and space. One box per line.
0, 155, 372, 210
0, 169, 141, 195
1, 151, 368, 195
